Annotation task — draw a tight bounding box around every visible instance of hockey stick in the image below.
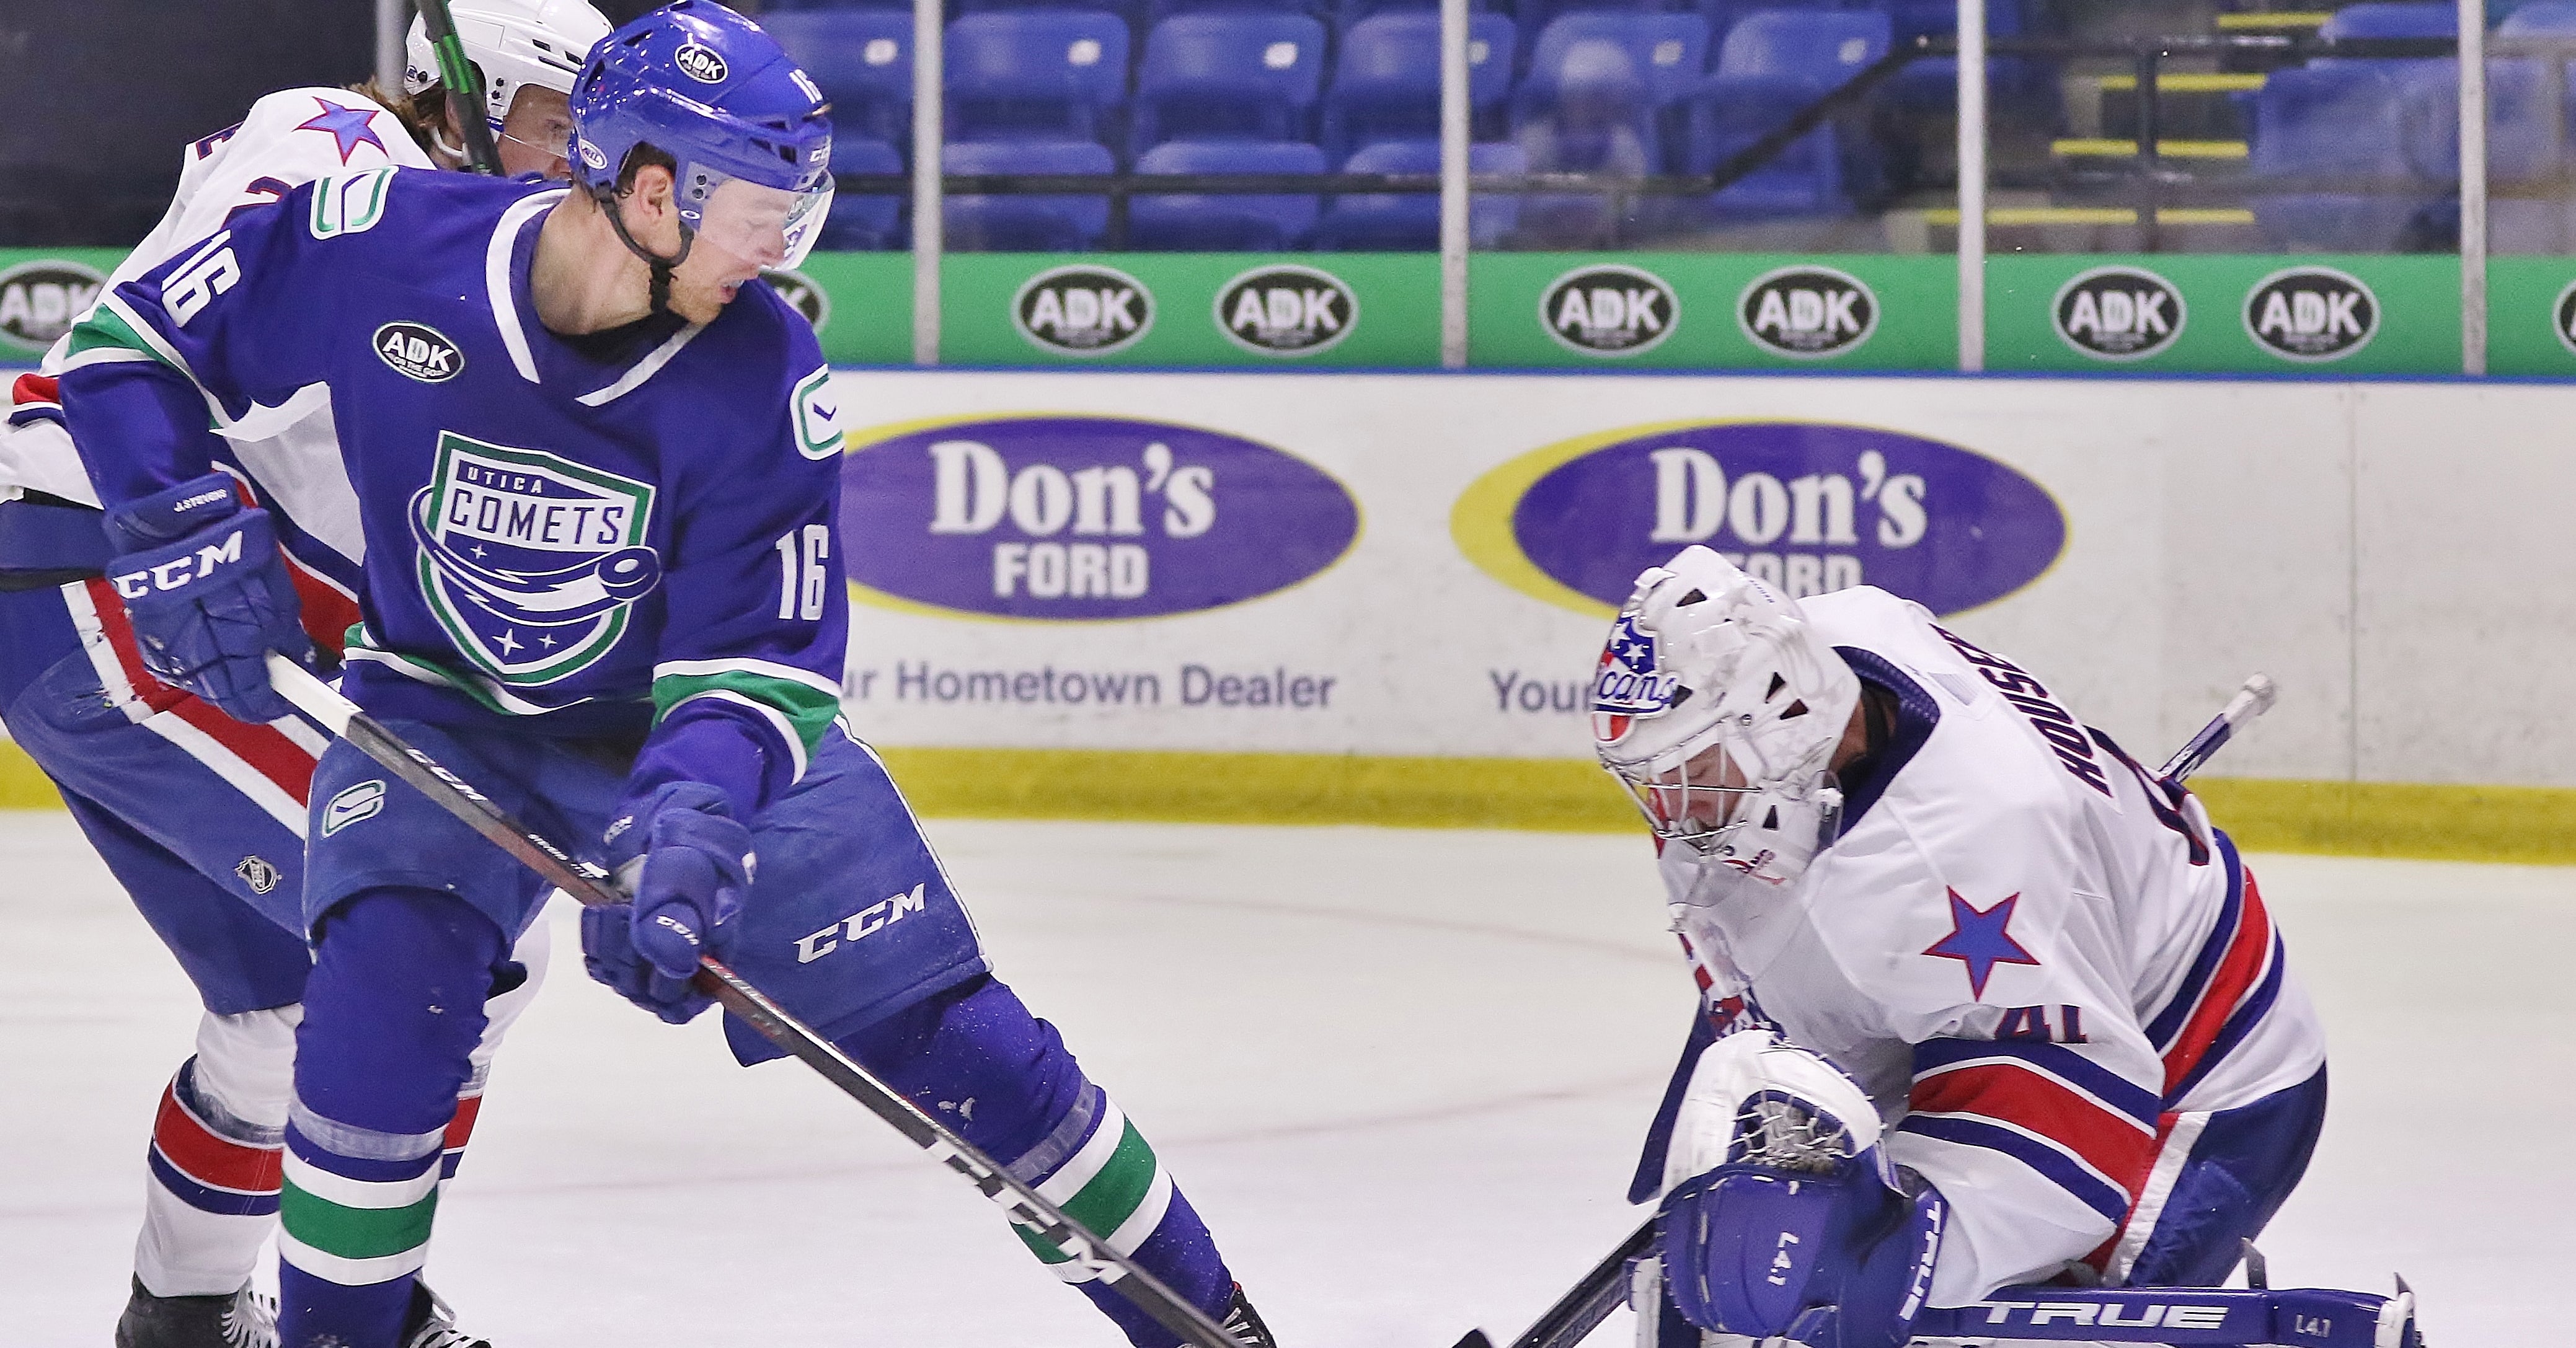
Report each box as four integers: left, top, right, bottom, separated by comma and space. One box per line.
416, 0, 508, 175
2157, 674, 2279, 783
1450, 674, 2284, 1348
262, 654, 1244, 1348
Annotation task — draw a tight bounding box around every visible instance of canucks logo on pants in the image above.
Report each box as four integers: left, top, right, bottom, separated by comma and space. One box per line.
409, 433, 661, 685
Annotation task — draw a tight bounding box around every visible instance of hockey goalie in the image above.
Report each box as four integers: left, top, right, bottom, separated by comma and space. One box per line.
1594, 546, 2329, 1347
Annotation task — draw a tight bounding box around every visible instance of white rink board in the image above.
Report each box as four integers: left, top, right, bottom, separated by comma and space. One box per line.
827, 371, 2576, 788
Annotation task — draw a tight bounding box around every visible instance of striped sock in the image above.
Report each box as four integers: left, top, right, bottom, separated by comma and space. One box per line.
1012, 1086, 1179, 1281
134, 1059, 283, 1296
275, 1105, 446, 1347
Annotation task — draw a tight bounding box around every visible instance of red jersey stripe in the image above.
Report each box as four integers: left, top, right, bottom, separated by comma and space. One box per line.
2159, 872, 2277, 1098
151, 1081, 283, 1194
1910, 1062, 2158, 1202
81, 577, 189, 715
443, 1093, 483, 1152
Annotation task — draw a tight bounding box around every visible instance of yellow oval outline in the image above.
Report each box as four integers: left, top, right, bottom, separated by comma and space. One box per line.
836, 410, 1367, 626
1452, 416, 2074, 621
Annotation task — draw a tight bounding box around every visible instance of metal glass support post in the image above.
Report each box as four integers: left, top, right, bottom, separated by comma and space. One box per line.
912, 0, 945, 366
2459, 0, 2489, 376
378, 0, 409, 91
1957, 0, 1988, 372
1439, 0, 1472, 369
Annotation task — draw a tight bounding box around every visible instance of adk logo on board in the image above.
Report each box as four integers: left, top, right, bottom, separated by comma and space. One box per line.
2053, 265, 2184, 361
839, 415, 1360, 620
0, 259, 105, 355
763, 268, 831, 333
1015, 265, 1154, 356
2243, 267, 2377, 361
1541, 263, 1678, 356
1453, 421, 2065, 619
2552, 278, 2576, 357
1215, 263, 1357, 356
1738, 266, 1877, 358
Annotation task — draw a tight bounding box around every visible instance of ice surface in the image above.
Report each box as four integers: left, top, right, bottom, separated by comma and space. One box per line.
4, 814, 2569, 1346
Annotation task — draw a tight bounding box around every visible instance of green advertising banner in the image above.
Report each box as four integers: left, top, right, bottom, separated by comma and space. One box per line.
1986, 254, 2463, 376
1466, 252, 1957, 371
0, 247, 123, 363
939, 253, 1440, 367
783, 252, 913, 368
2485, 257, 2576, 378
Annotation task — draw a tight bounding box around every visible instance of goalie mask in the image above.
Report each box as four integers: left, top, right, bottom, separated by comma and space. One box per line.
1592, 547, 1860, 899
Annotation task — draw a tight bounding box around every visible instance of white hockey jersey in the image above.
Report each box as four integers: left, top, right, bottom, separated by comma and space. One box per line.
1657, 587, 2324, 1307
2, 86, 426, 641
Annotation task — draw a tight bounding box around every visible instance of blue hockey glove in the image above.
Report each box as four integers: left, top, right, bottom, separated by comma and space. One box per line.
1658, 1155, 1945, 1348
102, 472, 310, 724
580, 782, 751, 1023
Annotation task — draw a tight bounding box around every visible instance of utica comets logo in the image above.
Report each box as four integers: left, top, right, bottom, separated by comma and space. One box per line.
410, 433, 660, 685
1593, 612, 1678, 740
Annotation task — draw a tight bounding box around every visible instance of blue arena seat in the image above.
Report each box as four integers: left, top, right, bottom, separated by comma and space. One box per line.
1309, 138, 1526, 249
763, 9, 913, 146
2249, 64, 2441, 250
1879, 0, 2057, 130
2316, 2, 2458, 40
1711, 9, 1890, 82
2499, 1, 2576, 32
1519, 12, 1711, 115
944, 10, 1131, 146
1513, 12, 1711, 172
1132, 12, 1330, 152
1149, 0, 1334, 22
819, 136, 906, 251
1319, 12, 1517, 158
1128, 139, 1328, 250
942, 138, 1113, 250
1681, 10, 1891, 223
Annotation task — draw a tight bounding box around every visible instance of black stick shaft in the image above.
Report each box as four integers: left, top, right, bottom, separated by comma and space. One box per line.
416, 0, 507, 175
265, 657, 1241, 1348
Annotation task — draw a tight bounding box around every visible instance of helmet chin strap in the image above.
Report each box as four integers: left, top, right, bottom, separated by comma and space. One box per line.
598, 188, 696, 317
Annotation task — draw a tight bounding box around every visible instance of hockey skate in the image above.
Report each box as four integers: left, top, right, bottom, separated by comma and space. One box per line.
1221, 1284, 1279, 1347
111, 1277, 278, 1348
399, 1282, 491, 1348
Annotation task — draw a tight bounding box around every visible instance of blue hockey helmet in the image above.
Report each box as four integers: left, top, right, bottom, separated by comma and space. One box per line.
569, 1, 834, 268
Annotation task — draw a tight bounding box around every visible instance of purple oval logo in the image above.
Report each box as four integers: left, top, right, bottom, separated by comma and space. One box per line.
841, 415, 1360, 620
1454, 421, 2066, 617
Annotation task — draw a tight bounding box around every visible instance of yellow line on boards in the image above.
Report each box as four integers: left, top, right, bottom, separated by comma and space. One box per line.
2097, 73, 2268, 92
7, 739, 2571, 865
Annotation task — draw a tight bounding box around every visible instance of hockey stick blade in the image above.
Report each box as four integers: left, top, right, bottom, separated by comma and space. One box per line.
416, 0, 508, 175
1456, 1217, 1655, 1348
2156, 673, 2278, 783
262, 656, 1244, 1348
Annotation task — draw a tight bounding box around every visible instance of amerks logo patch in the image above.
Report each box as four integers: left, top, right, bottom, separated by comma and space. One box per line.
409, 433, 661, 685
1591, 612, 1678, 740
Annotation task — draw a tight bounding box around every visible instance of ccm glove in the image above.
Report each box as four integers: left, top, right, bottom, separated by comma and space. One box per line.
580, 782, 751, 1024
102, 472, 309, 724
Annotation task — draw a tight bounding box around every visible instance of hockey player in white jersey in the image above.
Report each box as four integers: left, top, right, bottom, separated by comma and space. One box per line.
0, 4, 611, 1346
1591, 546, 2327, 1347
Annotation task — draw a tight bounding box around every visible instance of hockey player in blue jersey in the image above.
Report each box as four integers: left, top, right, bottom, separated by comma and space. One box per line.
0, 5, 616, 1345
56, 6, 1276, 1347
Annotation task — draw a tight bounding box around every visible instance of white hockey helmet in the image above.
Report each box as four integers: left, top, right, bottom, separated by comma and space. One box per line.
1592, 546, 1861, 897
405, 0, 615, 130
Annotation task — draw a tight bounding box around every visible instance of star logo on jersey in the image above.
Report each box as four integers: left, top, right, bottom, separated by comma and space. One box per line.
295, 99, 387, 165
1592, 612, 1678, 742
409, 433, 661, 687
1921, 889, 2041, 1000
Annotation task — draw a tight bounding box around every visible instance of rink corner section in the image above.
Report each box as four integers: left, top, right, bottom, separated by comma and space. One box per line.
8, 737, 2569, 865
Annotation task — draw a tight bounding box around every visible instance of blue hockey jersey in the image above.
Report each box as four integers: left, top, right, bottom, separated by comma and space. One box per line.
57, 169, 849, 820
